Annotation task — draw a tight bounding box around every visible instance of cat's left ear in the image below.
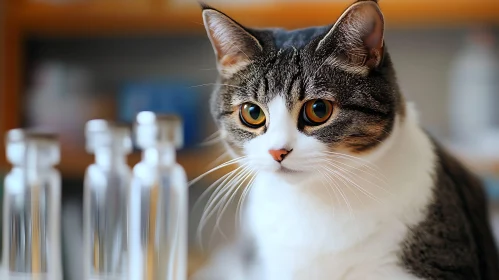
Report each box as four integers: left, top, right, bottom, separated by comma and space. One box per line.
202, 6, 263, 77
316, 0, 384, 75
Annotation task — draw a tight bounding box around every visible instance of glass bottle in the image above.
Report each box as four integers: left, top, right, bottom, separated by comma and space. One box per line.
2, 129, 62, 280
128, 112, 188, 280
83, 120, 132, 280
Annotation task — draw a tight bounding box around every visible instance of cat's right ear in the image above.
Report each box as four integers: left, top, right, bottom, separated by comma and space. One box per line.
202, 6, 262, 77
316, 0, 385, 75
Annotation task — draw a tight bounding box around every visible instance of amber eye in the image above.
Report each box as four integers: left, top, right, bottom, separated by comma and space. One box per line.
302, 99, 333, 126
240, 103, 266, 128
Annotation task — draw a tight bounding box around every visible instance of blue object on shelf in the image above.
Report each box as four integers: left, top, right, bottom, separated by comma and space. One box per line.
119, 81, 202, 148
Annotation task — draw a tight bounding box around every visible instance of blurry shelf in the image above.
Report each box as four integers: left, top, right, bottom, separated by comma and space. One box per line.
8, 0, 499, 36
459, 156, 499, 176
447, 144, 499, 176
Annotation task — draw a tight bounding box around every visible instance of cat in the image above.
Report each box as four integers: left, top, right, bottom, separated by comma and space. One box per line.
193, 0, 499, 279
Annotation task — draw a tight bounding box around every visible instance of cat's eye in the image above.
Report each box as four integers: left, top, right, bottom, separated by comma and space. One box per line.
302, 99, 333, 126
240, 103, 266, 128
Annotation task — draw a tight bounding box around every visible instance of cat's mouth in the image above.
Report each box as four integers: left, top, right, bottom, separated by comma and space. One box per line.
276, 166, 302, 174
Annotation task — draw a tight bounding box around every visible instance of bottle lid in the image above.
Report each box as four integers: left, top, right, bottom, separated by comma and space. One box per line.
5, 129, 60, 166
6, 128, 58, 143
134, 111, 183, 149
85, 119, 132, 154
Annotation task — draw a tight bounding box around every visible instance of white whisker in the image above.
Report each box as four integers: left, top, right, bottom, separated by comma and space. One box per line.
192, 169, 236, 215
189, 156, 247, 186
214, 167, 252, 220
322, 151, 383, 173
200, 164, 248, 227
319, 168, 354, 219
203, 131, 221, 142
323, 164, 380, 204
319, 158, 390, 200
317, 169, 337, 218
213, 168, 254, 241
324, 165, 365, 206
208, 167, 252, 245
197, 164, 248, 246
207, 152, 230, 169
236, 173, 257, 230
200, 137, 223, 147
200, 131, 224, 147
318, 154, 388, 184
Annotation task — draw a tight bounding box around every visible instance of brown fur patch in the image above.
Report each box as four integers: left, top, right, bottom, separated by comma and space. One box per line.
336, 118, 391, 154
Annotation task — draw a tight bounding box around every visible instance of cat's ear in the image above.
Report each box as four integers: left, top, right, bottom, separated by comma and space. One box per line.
316, 0, 384, 75
202, 6, 262, 77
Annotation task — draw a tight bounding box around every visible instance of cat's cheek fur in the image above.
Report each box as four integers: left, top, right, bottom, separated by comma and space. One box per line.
245, 104, 434, 279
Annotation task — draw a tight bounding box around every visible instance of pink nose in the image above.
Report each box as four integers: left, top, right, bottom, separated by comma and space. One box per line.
269, 149, 291, 162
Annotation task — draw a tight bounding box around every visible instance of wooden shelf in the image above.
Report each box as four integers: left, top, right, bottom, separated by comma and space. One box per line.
8, 0, 499, 36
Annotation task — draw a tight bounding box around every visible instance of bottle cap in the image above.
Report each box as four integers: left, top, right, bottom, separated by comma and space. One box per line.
85, 119, 132, 154
6, 128, 58, 142
5, 129, 60, 166
134, 111, 183, 149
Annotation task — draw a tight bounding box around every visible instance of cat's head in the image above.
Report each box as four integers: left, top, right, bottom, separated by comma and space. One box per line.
202, 0, 405, 180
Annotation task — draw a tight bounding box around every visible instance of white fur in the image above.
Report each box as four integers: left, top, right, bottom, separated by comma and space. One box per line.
244, 97, 327, 175
194, 99, 435, 280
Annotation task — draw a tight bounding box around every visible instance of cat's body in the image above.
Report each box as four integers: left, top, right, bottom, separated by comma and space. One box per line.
246, 106, 498, 280
194, 1, 499, 279
246, 107, 432, 280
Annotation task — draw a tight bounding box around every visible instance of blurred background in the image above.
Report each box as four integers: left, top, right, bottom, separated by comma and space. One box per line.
1, 0, 499, 278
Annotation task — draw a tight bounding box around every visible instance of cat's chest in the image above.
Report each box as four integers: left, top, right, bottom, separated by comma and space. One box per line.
246, 173, 412, 250
245, 174, 427, 280
253, 242, 421, 280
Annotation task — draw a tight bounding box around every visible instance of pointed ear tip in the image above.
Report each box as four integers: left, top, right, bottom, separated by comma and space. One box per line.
355, 0, 384, 20
201, 8, 218, 22
201, 5, 224, 18
353, 0, 381, 10
199, 2, 222, 18
359, 0, 379, 4
198, 1, 212, 10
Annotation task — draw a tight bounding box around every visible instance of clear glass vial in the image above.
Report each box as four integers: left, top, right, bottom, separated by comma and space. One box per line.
2, 129, 62, 280
128, 112, 188, 280
83, 120, 132, 280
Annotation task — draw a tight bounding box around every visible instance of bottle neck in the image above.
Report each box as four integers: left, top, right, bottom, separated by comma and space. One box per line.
23, 144, 55, 171
22, 145, 57, 185
141, 143, 176, 167
94, 147, 127, 168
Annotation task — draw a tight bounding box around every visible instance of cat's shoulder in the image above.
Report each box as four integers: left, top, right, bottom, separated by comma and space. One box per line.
400, 139, 499, 279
